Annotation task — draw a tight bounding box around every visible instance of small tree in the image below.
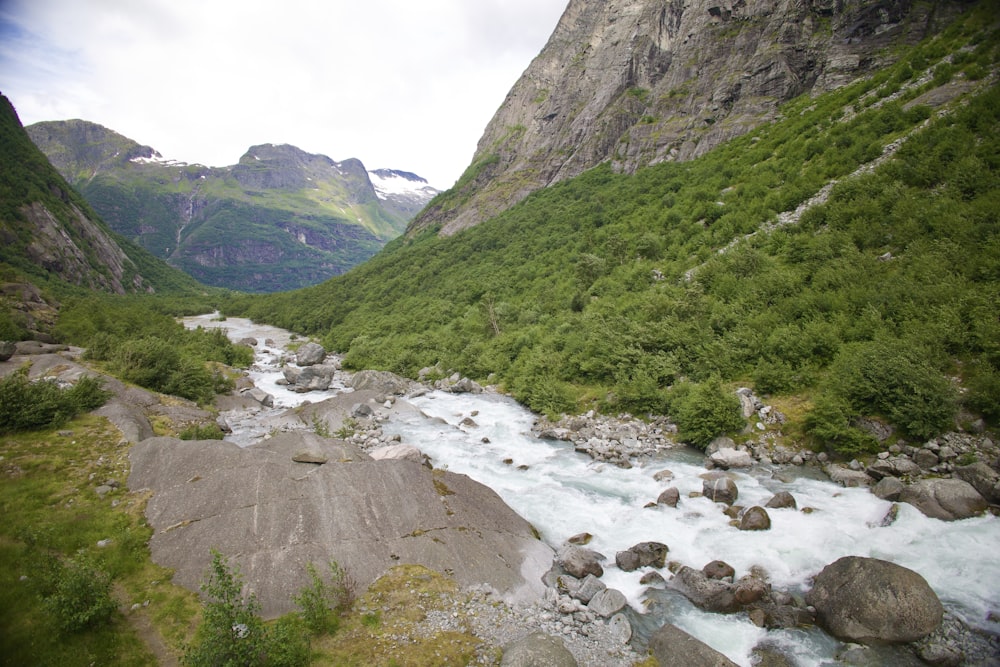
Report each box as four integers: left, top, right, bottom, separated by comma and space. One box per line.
292, 560, 353, 636
184, 551, 269, 667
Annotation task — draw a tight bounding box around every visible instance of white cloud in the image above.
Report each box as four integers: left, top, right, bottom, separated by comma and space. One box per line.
0, 0, 567, 188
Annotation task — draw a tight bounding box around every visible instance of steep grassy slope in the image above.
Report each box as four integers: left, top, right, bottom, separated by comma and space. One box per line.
27, 123, 420, 292
227, 13, 999, 450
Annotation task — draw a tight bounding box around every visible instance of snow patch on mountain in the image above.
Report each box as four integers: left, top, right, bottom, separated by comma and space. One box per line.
369, 168, 439, 201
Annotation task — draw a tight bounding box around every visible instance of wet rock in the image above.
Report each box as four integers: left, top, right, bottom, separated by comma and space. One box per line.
295, 341, 326, 366
806, 556, 943, 643
739, 506, 771, 531
733, 571, 769, 605
702, 473, 739, 505
237, 337, 258, 347
615, 541, 668, 572
566, 532, 592, 545
653, 469, 674, 482
750, 643, 798, 667
899, 478, 989, 521
670, 566, 739, 613
709, 447, 754, 469
246, 387, 274, 408
872, 476, 905, 501
501, 632, 578, 667
765, 491, 797, 510
657, 486, 680, 507
557, 546, 605, 579
703, 560, 735, 580
640, 571, 665, 586
649, 622, 739, 667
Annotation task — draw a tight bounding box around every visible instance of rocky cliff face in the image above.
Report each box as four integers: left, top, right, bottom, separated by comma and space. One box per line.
27, 123, 437, 292
0, 96, 176, 295
412, 0, 974, 236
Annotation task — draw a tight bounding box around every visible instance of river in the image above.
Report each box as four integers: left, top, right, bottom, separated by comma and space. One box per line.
185, 314, 1000, 666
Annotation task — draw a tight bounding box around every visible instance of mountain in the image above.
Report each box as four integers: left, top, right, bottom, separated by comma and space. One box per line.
0, 95, 200, 298
26, 122, 438, 292
229, 2, 999, 445
411, 0, 977, 236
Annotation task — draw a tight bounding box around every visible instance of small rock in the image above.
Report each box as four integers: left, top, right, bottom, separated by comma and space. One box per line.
588, 588, 627, 618
703, 560, 735, 580
739, 506, 771, 531
765, 491, 797, 510
656, 487, 680, 507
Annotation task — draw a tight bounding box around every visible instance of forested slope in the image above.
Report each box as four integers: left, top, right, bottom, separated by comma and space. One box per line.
227, 13, 1000, 452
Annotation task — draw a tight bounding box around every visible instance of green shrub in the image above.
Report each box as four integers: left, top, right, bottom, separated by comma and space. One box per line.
293, 560, 353, 636
0, 369, 110, 434
178, 423, 226, 440
183, 551, 270, 667
41, 555, 117, 634
828, 338, 957, 439
803, 393, 879, 456
184, 551, 311, 667
670, 378, 746, 449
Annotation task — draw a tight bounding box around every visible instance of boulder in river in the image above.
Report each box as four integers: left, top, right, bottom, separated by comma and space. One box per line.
739, 506, 771, 531
557, 545, 605, 579
657, 486, 680, 507
615, 541, 668, 572
806, 556, 943, 643
702, 473, 739, 505
295, 341, 326, 366
348, 369, 413, 396
649, 622, 740, 667
899, 478, 988, 521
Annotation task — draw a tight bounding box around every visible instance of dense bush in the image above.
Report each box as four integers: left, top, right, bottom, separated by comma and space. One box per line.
669, 378, 746, 449
40, 555, 117, 634
0, 370, 110, 434
55, 296, 252, 403
293, 561, 353, 636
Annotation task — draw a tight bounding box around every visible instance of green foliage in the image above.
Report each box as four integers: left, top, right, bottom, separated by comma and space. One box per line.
40, 554, 117, 634
184, 552, 320, 666
293, 561, 353, 636
56, 296, 250, 403
803, 394, 879, 456
222, 17, 1000, 439
670, 378, 746, 449
828, 338, 958, 440
0, 369, 110, 434
179, 423, 226, 440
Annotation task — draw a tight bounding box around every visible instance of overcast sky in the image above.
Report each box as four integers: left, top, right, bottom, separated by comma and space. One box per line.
0, 0, 567, 188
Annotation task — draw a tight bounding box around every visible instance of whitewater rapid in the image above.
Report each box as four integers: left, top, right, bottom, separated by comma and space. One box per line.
185, 315, 1000, 666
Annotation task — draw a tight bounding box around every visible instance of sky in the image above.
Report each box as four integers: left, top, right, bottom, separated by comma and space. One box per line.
0, 0, 568, 189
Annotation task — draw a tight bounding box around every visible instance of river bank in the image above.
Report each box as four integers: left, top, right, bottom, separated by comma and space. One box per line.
183, 314, 1000, 666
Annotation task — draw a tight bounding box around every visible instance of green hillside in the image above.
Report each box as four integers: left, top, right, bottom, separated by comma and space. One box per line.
27, 122, 414, 292
227, 12, 1000, 451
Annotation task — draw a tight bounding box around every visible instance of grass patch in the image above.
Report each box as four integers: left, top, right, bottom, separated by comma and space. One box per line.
313, 564, 481, 666
0, 414, 200, 664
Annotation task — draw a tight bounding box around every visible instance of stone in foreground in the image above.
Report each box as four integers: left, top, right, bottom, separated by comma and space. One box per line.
806, 556, 943, 643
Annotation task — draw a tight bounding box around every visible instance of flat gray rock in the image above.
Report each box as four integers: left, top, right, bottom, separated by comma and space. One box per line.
129, 434, 552, 618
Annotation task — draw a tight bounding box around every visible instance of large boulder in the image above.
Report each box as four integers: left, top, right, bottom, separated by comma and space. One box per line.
557, 545, 605, 579
615, 541, 668, 572
348, 369, 413, 396
702, 473, 739, 505
669, 566, 739, 613
954, 462, 1000, 504
806, 556, 943, 643
898, 478, 989, 521
128, 435, 552, 618
295, 341, 326, 366
649, 623, 739, 667
738, 506, 771, 531
709, 447, 754, 469
501, 632, 577, 667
